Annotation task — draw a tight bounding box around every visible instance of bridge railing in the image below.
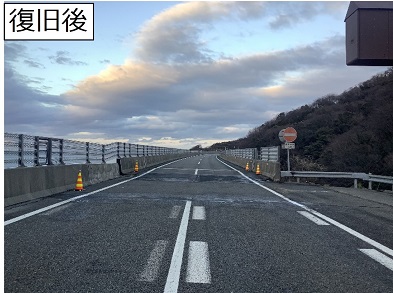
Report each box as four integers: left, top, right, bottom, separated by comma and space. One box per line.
224, 146, 392, 190
4, 132, 189, 169
225, 148, 258, 159
225, 146, 280, 162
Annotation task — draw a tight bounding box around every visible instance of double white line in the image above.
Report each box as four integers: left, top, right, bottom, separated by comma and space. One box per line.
164, 202, 210, 292
140, 202, 210, 292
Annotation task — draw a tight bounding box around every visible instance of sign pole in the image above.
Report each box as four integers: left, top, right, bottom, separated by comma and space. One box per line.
279, 127, 297, 172
287, 148, 290, 171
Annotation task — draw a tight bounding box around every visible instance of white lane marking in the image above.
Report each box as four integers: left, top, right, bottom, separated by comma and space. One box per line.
192, 206, 206, 220
164, 201, 192, 293
359, 249, 393, 271
169, 206, 181, 219
41, 203, 73, 216
194, 169, 198, 175
186, 241, 211, 284
297, 211, 330, 226
139, 240, 168, 282
198, 161, 201, 165
216, 156, 393, 258
4, 157, 191, 226
163, 168, 230, 172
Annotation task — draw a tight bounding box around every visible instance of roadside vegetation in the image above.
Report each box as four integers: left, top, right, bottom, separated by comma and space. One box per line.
209, 67, 393, 179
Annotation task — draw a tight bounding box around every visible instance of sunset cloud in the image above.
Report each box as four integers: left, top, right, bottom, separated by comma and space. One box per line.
4, 1, 388, 148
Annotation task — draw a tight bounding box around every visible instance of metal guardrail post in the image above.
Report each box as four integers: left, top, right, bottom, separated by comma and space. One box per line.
46, 138, 53, 165
102, 145, 106, 163
86, 142, 91, 164
59, 139, 65, 165
18, 134, 25, 167
117, 142, 121, 159
34, 136, 40, 166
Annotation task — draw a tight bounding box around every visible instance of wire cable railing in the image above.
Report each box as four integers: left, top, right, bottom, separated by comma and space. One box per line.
4, 133, 189, 169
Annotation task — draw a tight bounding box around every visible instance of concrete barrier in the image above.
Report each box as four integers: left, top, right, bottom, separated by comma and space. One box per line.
117, 153, 190, 175
4, 153, 192, 207
4, 163, 120, 207
219, 155, 281, 182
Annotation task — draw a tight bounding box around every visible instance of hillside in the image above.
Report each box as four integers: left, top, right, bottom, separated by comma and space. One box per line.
210, 67, 393, 176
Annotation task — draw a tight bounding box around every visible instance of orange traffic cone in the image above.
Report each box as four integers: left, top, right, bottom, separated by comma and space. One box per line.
134, 161, 139, 172
256, 163, 261, 175
75, 170, 84, 191
245, 162, 250, 171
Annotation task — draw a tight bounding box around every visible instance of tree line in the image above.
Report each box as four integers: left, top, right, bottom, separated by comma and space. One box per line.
209, 67, 393, 179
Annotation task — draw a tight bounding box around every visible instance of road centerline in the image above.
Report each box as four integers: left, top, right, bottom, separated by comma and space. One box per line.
186, 241, 211, 284
164, 200, 192, 293
139, 240, 168, 282
192, 206, 206, 220
169, 206, 181, 219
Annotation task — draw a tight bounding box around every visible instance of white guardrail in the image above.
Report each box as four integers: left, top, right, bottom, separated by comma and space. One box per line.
281, 171, 393, 190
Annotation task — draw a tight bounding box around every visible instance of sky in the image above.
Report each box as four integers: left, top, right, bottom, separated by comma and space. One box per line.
3, 1, 390, 149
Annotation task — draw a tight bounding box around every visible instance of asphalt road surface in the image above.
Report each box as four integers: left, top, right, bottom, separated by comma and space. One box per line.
4, 154, 393, 292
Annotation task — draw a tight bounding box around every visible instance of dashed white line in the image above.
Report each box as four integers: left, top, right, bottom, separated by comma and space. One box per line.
194, 169, 198, 175
216, 156, 393, 258
139, 240, 168, 282
192, 206, 206, 220
169, 206, 181, 219
186, 241, 211, 284
359, 249, 393, 271
164, 201, 192, 293
297, 211, 330, 226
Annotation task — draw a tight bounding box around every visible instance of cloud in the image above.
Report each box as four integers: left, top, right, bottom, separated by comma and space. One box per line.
268, 2, 348, 30
133, 2, 266, 63
49, 50, 88, 66
24, 59, 45, 68
4, 1, 386, 149
4, 42, 27, 62
4, 64, 69, 136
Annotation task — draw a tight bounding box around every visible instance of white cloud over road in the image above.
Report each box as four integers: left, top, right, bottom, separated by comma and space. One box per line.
4, 1, 387, 149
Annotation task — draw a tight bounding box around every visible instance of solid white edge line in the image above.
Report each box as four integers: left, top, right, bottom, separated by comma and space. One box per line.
297, 211, 330, 226
359, 249, 393, 271
4, 157, 191, 226
186, 241, 211, 284
164, 200, 192, 293
216, 156, 393, 258
139, 240, 168, 282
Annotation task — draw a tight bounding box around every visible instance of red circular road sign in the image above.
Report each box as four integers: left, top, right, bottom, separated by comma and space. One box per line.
282, 127, 297, 142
